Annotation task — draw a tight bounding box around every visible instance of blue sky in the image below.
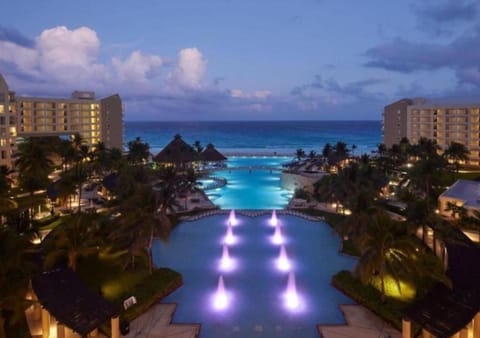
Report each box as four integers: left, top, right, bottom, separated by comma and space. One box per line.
0, 0, 479, 121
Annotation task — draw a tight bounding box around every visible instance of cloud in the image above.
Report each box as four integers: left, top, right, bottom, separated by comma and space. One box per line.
412, 0, 478, 36
229, 89, 271, 99
292, 76, 386, 103
364, 26, 480, 86
167, 48, 207, 91
0, 25, 34, 48
414, 0, 477, 24
112, 51, 163, 83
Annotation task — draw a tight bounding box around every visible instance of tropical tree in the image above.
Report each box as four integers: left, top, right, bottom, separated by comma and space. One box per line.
14, 138, 54, 220
0, 166, 16, 216
322, 143, 333, 159
127, 137, 150, 164
114, 182, 171, 273
295, 148, 306, 161
308, 150, 316, 161
43, 213, 101, 271
444, 141, 469, 173
192, 140, 203, 154
0, 228, 36, 338
355, 211, 418, 301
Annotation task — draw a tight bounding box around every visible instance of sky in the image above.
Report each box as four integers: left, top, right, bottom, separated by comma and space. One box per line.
0, 0, 479, 121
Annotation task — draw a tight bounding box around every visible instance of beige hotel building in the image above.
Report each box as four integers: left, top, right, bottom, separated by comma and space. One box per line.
0, 74, 123, 168
383, 98, 480, 166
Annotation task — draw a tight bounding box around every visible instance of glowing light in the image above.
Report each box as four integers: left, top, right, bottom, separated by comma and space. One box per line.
285, 272, 299, 309
220, 245, 232, 271
214, 276, 228, 310
272, 226, 284, 245
270, 209, 278, 227
224, 226, 235, 245
277, 245, 290, 271
228, 209, 237, 226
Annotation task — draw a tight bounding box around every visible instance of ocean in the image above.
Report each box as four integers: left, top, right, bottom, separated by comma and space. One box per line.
124, 120, 382, 156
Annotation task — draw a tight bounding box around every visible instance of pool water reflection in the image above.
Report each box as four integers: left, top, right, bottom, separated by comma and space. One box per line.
154, 213, 356, 338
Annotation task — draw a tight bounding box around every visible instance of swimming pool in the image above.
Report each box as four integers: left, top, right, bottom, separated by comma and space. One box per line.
204, 156, 293, 210
154, 213, 356, 338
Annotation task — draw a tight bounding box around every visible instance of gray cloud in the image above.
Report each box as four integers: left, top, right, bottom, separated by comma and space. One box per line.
292, 75, 386, 101
0, 25, 34, 48
364, 26, 480, 86
412, 0, 478, 36
414, 0, 477, 23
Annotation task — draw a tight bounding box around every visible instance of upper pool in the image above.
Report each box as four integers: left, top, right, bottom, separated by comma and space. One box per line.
203, 157, 293, 210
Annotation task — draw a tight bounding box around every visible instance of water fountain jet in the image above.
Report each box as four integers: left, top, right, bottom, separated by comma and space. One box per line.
224, 225, 235, 245
285, 272, 299, 309
214, 275, 228, 310
270, 209, 278, 227
277, 245, 290, 271
220, 245, 232, 270
228, 209, 237, 226
272, 226, 284, 245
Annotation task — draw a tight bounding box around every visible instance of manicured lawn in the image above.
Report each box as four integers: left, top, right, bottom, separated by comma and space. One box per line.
76, 251, 182, 333
332, 270, 411, 330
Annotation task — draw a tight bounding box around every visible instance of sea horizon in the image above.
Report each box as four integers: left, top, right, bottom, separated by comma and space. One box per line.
125, 120, 383, 156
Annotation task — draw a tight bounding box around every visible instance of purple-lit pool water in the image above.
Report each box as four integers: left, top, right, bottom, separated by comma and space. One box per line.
153, 213, 356, 338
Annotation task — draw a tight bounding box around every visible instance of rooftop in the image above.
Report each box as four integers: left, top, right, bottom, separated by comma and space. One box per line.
439, 180, 480, 208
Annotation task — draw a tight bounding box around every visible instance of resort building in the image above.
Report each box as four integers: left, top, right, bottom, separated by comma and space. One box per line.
438, 179, 480, 242
383, 98, 480, 165
0, 74, 123, 168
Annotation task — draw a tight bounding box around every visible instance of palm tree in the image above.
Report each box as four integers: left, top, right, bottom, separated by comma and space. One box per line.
444, 141, 469, 173
295, 148, 306, 161
0, 166, 16, 217
308, 150, 316, 161
192, 140, 203, 154
0, 227, 36, 338
14, 138, 54, 220
127, 137, 150, 164
355, 211, 418, 301
409, 155, 446, 206
115, 183, 171, 273
43, 213, 101, 271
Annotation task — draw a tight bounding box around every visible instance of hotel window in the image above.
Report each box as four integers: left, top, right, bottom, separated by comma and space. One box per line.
1, 151, 6, 159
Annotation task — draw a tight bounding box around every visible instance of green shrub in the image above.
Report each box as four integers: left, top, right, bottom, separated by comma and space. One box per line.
332, 270, 410, 330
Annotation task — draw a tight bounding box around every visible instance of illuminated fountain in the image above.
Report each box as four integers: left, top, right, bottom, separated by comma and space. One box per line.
270, 209, 278, 227
277, 245, 291, 272
285, 272, 299, 309
214, 275, 228, 310
224, 225, 235, 245
228, 209, 237, 226
220, 245, 233, 271
272, 226, 284, 245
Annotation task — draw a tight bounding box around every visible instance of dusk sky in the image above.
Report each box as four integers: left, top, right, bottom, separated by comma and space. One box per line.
1, 0, 479, 121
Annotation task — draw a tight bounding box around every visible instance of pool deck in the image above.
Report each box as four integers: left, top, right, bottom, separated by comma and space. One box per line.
123, 303, 200, 338
317, 304, 401, 338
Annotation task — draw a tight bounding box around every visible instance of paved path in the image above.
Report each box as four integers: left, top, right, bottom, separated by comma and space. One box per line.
318, 305, 401, 338
124, 303, 200, 338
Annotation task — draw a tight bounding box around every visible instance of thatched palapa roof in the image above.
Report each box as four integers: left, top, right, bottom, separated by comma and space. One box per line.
154, 134, 198, 164
32, 268, 119, 336
201, 143, 227, 162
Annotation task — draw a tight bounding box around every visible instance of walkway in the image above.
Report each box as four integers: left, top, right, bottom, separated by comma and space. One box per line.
123, 303, 200, 338
318, 305, 400, 338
